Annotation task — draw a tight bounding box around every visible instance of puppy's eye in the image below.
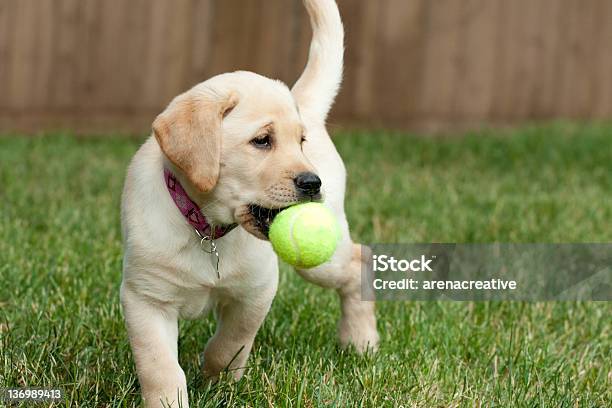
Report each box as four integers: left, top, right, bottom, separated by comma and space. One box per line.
301, 135, 307, 144
251, 134, 272, 149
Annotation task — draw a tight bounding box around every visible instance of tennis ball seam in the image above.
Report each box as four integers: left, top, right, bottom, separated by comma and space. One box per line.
288, 206, 309, 267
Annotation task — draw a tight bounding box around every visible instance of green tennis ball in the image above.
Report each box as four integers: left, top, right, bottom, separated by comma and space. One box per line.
269, 202, 341, 268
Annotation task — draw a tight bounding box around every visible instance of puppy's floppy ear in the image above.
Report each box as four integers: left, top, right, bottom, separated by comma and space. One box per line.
153, 91, 238, 192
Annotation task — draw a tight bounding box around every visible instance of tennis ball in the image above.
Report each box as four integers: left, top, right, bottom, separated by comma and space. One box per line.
269, 202, 341, 268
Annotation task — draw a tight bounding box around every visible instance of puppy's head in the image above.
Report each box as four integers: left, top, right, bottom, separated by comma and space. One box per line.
153, 71, 320, 240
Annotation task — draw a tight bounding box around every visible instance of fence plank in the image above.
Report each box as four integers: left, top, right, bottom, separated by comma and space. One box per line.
373, 0, 426, 123
189, 0, 215, 85
333, 0, 362, 121
450, 0, 499, 122
0, 0, 14, 107
8, 0, 36, 109
351, 0, 383, 120
558, 0, 600, 117
491, 0, 543, 120
594, 0, 612, 117
417, 0, 465, 125
529, 0, 563, 118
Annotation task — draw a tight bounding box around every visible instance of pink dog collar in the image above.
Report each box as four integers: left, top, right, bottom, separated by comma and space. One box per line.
164, 168, 236, 239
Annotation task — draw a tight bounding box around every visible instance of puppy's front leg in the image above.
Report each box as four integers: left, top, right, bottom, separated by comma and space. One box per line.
202, 294, 273, 382
121, 283, 188, 408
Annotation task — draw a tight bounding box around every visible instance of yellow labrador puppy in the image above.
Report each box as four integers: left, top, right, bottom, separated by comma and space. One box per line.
120, 0, 378, 406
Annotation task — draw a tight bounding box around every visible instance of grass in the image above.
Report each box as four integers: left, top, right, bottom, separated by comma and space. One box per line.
1, 123, 611, 407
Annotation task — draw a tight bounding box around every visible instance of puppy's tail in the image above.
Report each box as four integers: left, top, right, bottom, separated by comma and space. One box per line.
292, 0, 344, 124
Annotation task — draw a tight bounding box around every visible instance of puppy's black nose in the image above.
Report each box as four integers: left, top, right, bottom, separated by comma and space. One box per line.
294, 172, 321, 196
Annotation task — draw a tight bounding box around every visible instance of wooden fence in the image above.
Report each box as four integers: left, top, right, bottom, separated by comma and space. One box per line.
1, 0, 611, 133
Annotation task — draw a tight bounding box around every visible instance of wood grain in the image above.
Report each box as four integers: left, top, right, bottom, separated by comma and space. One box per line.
0, 0, 610, 133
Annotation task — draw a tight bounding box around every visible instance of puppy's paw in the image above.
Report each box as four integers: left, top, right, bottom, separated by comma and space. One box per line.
201, 351, 247, 384
202, 366, 246, 384
338, 299, 379, 353
339, 323, 380, 353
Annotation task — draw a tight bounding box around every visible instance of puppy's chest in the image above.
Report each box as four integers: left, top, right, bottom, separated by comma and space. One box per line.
171, 248, 241, 318
179, 244, 242, 286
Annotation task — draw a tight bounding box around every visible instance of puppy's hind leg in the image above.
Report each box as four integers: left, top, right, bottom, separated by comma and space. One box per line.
295, 226, 379, 353
337, 243, 379, 352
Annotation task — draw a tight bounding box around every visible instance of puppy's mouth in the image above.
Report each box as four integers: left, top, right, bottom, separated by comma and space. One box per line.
243, 204, 290, 239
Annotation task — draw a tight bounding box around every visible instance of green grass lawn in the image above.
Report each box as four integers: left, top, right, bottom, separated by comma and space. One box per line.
1, 123, 611, 407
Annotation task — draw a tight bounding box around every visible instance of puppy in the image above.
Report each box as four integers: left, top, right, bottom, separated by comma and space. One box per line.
120, 1, 379, 406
